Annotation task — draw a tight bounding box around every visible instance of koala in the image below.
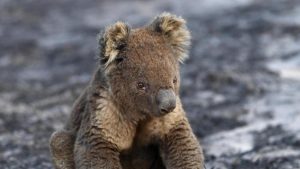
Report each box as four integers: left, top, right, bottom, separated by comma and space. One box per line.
49, 12, 204, 169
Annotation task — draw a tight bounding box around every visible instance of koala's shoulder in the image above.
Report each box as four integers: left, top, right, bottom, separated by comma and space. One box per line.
88, 94, 136, 151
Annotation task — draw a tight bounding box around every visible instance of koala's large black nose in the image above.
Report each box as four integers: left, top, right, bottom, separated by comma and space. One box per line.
156, 89, 176, 114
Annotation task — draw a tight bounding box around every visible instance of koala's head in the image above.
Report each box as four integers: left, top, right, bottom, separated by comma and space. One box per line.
98, 12, 190, 118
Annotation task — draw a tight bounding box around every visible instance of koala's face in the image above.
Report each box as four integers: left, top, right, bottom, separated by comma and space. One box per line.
108, 30, 180, 116
99, 13, 190, 117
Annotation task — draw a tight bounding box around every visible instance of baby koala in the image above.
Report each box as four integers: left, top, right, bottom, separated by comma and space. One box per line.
49, 12, 204, 169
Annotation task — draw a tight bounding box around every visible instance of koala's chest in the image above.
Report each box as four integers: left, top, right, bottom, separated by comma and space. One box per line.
116, 118, 165, 153
94, 98, 183, 151
125, 112, 184, 151
96, 115, 165, 151
133, 115, 181, 147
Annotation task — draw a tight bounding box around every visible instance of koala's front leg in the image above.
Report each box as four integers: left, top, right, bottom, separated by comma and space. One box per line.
74, 134, 122, 169
160, 119, 204, 169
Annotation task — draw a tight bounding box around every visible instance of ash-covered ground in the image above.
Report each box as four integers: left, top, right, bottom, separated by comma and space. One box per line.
1, 0, 300, 168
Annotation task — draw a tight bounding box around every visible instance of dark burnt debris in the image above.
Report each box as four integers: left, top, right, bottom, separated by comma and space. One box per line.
1, 0, 300, 168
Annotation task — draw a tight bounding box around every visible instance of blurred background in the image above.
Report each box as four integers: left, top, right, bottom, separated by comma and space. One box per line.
1, 0, 300, 168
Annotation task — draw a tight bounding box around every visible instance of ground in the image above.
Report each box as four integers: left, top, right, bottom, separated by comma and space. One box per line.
0, 0, 300, 169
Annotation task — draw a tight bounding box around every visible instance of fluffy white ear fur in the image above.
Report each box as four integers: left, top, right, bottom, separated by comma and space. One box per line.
149, 12, 191, 62
98, 21, 130, 67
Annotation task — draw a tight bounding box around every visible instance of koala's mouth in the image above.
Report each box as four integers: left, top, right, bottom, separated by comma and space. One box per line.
140, 106, 173, 118
160, 109, 169, 114
153, 108, 172, 117
158, 108, 172, 116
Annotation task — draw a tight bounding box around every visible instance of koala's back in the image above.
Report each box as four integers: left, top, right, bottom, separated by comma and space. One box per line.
65, 67, 107, 132
64, 88, 87, 132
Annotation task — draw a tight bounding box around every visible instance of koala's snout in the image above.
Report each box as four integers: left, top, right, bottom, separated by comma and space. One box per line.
156, 89, 176, 114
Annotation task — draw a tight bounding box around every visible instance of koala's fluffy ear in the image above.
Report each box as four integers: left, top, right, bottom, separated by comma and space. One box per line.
98, 21, 130, 67
149, 12, 191, 63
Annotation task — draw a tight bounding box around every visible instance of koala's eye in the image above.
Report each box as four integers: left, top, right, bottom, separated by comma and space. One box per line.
173, 77, 177, 84
137, 82, 146, 90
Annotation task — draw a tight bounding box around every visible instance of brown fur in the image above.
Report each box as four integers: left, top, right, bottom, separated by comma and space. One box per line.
49, 13, 204, 169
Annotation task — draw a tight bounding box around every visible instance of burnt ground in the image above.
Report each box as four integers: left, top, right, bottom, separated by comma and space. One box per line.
1, 0, 300, 168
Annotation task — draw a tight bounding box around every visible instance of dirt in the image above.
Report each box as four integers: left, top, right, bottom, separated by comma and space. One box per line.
1, 0, 300, 168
